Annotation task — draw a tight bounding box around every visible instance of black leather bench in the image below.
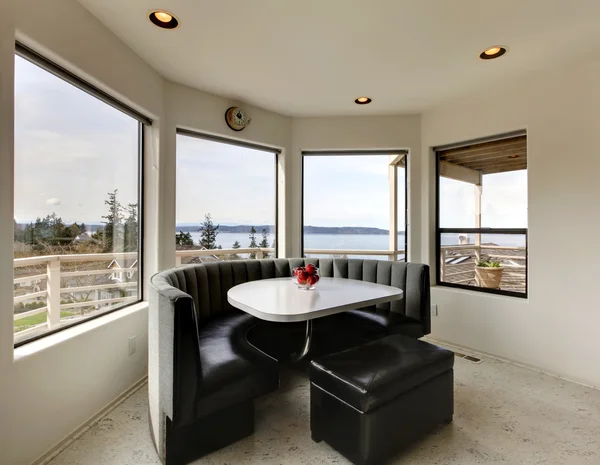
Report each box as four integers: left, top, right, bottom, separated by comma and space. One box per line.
149, 259, 431, 464
310, 335, 454, 465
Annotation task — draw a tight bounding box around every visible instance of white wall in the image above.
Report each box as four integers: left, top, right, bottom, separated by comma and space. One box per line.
291, 116, 422, 259
0, 1, 163, 464
422, 59, 600, 387
4, 0, 600, 462
1, 2, 294, 463
0, 2, 17, 452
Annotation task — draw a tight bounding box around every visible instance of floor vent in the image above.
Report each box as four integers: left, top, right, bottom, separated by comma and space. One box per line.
453, 351, 482, 363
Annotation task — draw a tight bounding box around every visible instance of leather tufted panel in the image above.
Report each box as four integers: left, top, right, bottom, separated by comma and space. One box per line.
157, 258, 430, 334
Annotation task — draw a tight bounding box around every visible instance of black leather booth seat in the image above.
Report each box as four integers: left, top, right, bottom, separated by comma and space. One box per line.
310, 335, 454, 465
149, 258, 431, 465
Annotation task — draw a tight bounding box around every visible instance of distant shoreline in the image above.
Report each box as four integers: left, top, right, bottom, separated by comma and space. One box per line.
14, 222, 400, 236
175, 225, 394, 235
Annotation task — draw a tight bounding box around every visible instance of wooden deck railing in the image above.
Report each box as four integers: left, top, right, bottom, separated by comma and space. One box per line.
13, 252, 139, 343
13, 245, 526, 342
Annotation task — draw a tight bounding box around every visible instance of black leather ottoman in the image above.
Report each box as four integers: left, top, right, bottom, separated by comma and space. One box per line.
310, 335, 454, 465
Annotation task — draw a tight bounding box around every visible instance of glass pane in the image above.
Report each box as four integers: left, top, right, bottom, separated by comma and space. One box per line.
176, 135, 276, 264
303, 252, 391, 261
303, 154, 403, 261
439, 177, 477, 228
440, 233, 526, 294
13, 56, 140, 344
481, 170, 528, 228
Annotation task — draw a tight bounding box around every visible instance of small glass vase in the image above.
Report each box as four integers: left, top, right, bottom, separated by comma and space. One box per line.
292, 267, 320, 290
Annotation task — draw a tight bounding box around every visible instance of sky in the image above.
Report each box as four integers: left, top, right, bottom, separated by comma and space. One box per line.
15, 54, 528, 231
176, 136, 276, 225
303, 155, 404, 230
14, 56, 139, 225
440, 171, 528, 229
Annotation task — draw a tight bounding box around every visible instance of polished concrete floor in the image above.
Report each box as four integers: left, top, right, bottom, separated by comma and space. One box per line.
48, 353, 600, 465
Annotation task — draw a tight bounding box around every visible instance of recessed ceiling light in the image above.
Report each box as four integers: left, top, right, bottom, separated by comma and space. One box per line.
355, 97, 372, 105
155, 11, 172, 22
480, 46, 507, 60
149, 10, 179, 29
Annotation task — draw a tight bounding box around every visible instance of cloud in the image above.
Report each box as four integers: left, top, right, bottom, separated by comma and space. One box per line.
46, 198, 61, 206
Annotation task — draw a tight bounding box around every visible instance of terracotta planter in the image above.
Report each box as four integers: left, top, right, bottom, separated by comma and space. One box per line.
475, 266, 504, 289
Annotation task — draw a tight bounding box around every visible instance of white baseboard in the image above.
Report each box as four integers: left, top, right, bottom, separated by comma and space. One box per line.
31, 376, 148, 465
424, 336, 599, 391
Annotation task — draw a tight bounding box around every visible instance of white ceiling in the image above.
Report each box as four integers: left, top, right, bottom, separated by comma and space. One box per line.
77, 0, 600, 117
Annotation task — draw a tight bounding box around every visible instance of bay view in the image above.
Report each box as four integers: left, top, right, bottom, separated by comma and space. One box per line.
181, 229, 526, 251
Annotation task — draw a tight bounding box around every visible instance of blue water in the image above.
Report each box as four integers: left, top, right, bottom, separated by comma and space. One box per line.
187, 232, 525, 253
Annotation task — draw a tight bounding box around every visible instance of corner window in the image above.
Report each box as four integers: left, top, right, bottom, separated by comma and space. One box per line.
436, 134, 527, 297
13, 45, 148, 346
302, 151, 408, 261
175, 130, 279, 264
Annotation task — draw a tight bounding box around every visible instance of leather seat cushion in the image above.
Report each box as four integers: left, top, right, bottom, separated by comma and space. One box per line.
310, 335, 454, 413
314, 309, 424, 343
341, 308, 419, 329
195, 312, 279, 417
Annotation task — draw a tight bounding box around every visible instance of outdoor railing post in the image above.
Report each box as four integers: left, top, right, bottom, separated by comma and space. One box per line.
440, 249, 446, 282
46, 257, 61, 330
256, 250, 264, 259
175, 255, 182, 266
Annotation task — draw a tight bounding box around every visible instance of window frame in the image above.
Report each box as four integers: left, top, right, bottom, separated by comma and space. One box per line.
175, 128, 281, 258
434, 132, 528, 299
301, 150, 409, 261
13, 45, 150, 347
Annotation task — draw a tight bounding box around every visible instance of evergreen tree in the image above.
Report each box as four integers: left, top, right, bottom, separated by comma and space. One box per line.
49, 214, 69, 244
230, 240, 242, 260
69, 223, 82, 239
198, 213, 219, 249
101, 190, 124, 252
22, 221, 35, 246
259, 229, 269, 248
175, 231, 194, 246
14, 219, 23, 243
259, 229, 270, 258
248, 226, 258, 259
123, 203, 139, 252
92, 228, 103, 243
40, 214, 69, 247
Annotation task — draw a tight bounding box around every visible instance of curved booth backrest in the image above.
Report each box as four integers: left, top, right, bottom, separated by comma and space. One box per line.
148, 258, 430, 464
151, 258, 430, 333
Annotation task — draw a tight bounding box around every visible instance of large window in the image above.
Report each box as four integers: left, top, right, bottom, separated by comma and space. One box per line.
13, 45, 147, 346
302, 151, 407, 261
175, 131, 278, 264
436, 134, 528, 297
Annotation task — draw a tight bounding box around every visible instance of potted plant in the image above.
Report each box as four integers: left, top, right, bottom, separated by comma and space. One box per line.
475, 260, 504, 289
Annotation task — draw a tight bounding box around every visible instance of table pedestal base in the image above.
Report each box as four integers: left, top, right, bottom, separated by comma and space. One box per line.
290, 320, 313, 361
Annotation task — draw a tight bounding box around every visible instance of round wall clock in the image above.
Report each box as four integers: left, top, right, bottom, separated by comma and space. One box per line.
225, 107, 251, 131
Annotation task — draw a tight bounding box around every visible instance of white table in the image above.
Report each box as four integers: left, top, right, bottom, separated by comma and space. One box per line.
227, 277, 403, 360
